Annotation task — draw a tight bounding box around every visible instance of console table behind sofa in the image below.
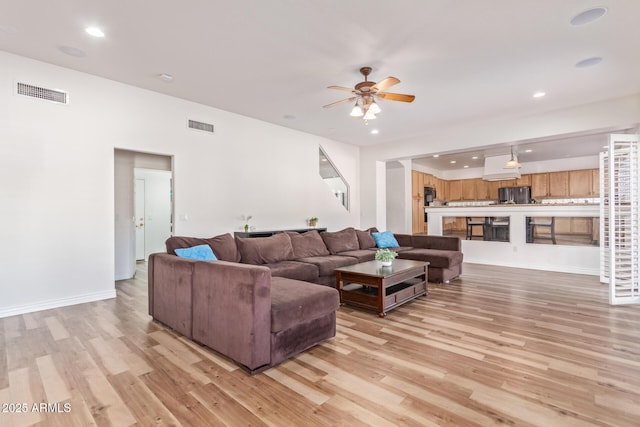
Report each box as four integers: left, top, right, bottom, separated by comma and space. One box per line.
234, 228, 327, 238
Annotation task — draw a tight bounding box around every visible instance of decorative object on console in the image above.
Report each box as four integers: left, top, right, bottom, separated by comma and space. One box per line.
308, 216, 319, 227
241, 214, 252, 232
375, 248, 398, 267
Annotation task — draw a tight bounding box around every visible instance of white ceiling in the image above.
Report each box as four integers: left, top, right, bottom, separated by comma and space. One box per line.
1, 1, 639, 160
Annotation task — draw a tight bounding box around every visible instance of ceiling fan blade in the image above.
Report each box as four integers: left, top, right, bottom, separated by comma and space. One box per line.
371, 77, 400, 92
322, 96, 357, 109
328, 85, 356, 93
376, 92, 416, 103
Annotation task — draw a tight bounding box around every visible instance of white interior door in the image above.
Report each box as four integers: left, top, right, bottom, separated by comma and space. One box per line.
135, 178, 145, 261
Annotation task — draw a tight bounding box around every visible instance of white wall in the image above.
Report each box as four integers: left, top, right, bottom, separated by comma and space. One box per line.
0, 52, 360, 317
364, 94, 640, 227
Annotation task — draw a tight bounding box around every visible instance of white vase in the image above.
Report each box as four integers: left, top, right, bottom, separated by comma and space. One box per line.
380, 260, 393, 267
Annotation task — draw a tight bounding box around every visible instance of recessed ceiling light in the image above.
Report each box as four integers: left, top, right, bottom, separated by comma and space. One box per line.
570, 7, 607, 26
463, 165, 469, 168
433, 154, 439, 158
282, 114, 296, 120
575, 57, 603, 68
59, 46, 86, 57
471, 156, 478, 160
602, 145, 608, 149
370, 129, 379, 135
158, 73, 173, 82
533, 92, 546, 98
85, 27, 105, 38
525, 149, 532, 153
450, 160, 456, 164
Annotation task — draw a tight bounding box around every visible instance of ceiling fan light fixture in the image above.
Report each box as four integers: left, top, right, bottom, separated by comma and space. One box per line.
363, 110, 377, 120
350, 102, 363, 117
368, 100, 381, 115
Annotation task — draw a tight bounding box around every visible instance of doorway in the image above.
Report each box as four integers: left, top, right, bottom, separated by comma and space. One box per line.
114, 149, 173, 281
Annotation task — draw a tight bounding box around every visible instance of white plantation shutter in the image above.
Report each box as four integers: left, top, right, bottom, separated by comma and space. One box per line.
601, 134, 640, 305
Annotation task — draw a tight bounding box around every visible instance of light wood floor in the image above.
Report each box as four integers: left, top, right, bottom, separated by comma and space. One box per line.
2, 263, 640, 426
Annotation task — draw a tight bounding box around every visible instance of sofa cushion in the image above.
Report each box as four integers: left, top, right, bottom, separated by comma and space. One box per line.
321, 227, 359, 254
295, 255, 359, 277
398, 248, 464, 269
287, 230, 330, 258
372, 231, 400, 248
236, 233, 295, 265
175, 244, 217, 261
336, 249, 376, 263
270, 277, 340, 333
265, 261, 319, 283
356, 229, 376, 249
166, 233, 240, 262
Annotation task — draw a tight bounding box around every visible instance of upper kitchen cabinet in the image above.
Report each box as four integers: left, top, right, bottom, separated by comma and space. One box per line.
548, 171, 569, 197
515, 175, 531, 187
476, 179, 491, 200
531, 173, 549, 198
591, 168, 600, 196
461, 179, 476, 200
569, 169, 592, 197
448, 180, 462, 200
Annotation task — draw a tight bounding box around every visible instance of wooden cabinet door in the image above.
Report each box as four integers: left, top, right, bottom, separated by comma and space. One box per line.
549, 171, 569, 197
488, 181, 502, 201
571, 217, 591, 234
476, 179, 490, 200
555, 217, 571, 234
591, 168, 600, 196
461, 179, 476, 200
569, 170, 592, 197
448, 180, 462, 201
516, 174, 531, 187
531, 173, 549, 198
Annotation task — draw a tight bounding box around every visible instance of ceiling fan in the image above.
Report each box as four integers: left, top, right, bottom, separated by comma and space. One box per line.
323, 66, 415, 120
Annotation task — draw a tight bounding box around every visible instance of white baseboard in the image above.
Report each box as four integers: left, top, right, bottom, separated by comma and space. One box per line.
0, 289, 117, 319
463, 258, 599, 276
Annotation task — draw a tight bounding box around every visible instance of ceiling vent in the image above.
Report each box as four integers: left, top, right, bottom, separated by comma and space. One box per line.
187, 119, 214, 134
16, 82, 68, 104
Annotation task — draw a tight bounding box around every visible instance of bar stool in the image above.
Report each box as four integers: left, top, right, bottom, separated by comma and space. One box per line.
530, 217, 556, 244
466, 217, 485, 240
488, 216, 510, 241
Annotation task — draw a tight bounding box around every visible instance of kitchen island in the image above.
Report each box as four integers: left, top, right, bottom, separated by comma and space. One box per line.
425, 203, 600, 275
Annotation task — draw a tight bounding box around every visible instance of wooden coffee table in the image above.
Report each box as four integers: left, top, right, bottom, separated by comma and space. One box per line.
335, 259, 428, 317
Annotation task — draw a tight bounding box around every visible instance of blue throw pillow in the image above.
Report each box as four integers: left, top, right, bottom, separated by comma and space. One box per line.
372, 231, 400, 248
175, 244, 217, 261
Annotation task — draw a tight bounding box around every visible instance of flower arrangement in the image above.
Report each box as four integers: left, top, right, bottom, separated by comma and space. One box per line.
241, 214, 252, 232
308, 216, 319, 227
375, 248, 398, 266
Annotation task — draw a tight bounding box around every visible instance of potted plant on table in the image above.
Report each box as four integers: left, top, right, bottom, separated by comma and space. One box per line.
308, 216, 319, 228
375, 248, 398, 267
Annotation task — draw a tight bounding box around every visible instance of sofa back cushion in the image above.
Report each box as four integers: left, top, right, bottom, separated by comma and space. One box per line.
321, 227, 359, 254
287, 230, 330, 258
166, 233, 240, 262
236, 233, 295, 265
356, 228, 377, 249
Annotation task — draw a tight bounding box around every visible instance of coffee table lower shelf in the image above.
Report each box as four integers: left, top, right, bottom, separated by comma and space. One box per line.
335, 260, 428, 317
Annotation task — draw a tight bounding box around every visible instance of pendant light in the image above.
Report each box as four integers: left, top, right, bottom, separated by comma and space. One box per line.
504, 147, 521, 169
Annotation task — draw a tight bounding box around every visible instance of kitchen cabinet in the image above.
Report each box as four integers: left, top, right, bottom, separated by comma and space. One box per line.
461, 179, 476, 200
571, 217, 592, 234
515, 174, 531, 187
448, 180, 462, 201
531, 173, 549, 198
487, 180, 502, 201
548, 171, 569, 197
568, 169, 592, 197
555, 217, 571, 234
591, 168, 600, 196
476, 179, 490, 200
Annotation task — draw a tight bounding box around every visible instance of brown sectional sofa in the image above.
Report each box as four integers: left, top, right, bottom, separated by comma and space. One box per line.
148, 227, 463, 373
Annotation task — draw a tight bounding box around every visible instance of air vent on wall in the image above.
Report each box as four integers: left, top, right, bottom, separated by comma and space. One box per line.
16, 82, 68, 104
187, 119, 215, 134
